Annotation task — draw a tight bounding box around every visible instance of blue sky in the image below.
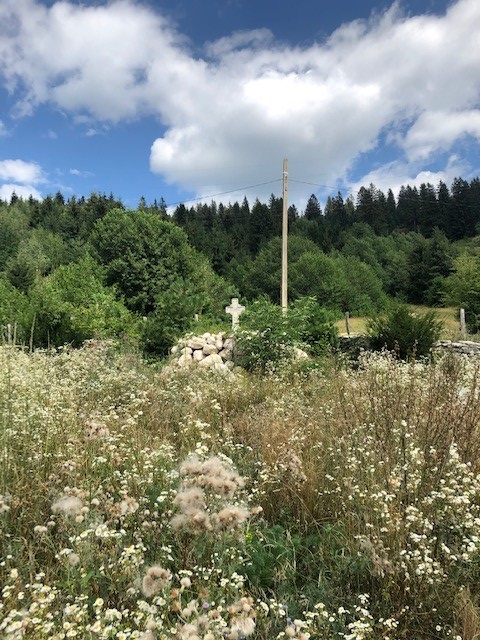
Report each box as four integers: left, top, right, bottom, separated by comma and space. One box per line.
1, 0, 479, 212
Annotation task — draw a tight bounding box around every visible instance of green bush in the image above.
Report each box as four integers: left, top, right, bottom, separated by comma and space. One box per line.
235, 297, 338, 372
367, 304, 442, 360
29, 256, 139, 347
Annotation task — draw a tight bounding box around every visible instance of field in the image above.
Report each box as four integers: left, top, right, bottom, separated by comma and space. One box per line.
336, 307, 461, 337
2, 341, 480, 639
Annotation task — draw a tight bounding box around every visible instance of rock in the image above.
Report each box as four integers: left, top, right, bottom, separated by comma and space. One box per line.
177, 353, 193, 367
198, 353, 223, 368
203, 344, 218, 355
170, 334, 237, 373
293, 347, 309, 361
187, 337, 206, 350
223, 338, 235, 351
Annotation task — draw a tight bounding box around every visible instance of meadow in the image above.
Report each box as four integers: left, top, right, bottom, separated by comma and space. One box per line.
336, 307, 461, 337
2, 340, 480, 639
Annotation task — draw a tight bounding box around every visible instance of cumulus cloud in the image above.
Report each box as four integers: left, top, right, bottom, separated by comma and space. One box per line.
0, 159, 45, 184
0, 0, 479, 202
0, 183, 43, 201
348, 154, 469, 201
0, 159, 46, 201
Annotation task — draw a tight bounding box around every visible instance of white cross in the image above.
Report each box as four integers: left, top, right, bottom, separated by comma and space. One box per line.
225, 297, 245, 329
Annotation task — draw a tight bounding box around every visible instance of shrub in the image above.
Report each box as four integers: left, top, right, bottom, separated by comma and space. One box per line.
367, 303, 442, 359
235, 297, 338, 371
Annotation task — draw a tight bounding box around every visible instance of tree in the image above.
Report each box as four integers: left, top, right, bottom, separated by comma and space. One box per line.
448, 177, 478, 239
397, 185, 420, 232
355, 184, 388, 234
304, 194, 322, 222
417, 183, 437, 236
406, 229, 454, 305
90, 208, 208, 315
444, 254, 480, 332
249, 199, 272, 253
29, 256, 138, 347
324, 192, 349, 247
238, 236, 320, 303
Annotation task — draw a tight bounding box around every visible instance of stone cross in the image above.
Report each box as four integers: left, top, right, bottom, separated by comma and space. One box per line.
225, 297, 245, 329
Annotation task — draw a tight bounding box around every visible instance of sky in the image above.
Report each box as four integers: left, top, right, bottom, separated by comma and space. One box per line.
1, 0, 479, 213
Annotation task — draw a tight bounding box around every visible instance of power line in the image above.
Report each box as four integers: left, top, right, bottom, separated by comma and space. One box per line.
289, 178, 347, 193
165, 179, 282, 208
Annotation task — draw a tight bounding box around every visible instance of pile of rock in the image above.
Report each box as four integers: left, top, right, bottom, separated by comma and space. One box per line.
171, 332, 236, 374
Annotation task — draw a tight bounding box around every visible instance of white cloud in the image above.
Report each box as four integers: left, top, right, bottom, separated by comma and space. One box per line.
401, 110, 480, 160
0, 159, 45, 184
70, 168, 93, 177
348, 154, 469, 200
0, 120, 7, 136
0, 183, 43, 201
1, 0, 480, 202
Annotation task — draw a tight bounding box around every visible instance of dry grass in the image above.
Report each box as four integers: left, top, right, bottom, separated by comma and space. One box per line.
337, 306, 461, 337
2, 343, 480, 638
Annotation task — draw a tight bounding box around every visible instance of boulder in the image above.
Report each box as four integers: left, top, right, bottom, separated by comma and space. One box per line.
203, 344, 218, 355
177, 353, 193, 367
187, 337, 206, 350
198, 353, 223, 368
193, 350, 205, 362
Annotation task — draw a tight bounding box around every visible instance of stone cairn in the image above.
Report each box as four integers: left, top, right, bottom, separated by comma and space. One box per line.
170, 332, 236, 374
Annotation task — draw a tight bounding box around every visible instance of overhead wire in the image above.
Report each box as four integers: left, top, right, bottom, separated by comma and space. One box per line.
164, 179, 281, 208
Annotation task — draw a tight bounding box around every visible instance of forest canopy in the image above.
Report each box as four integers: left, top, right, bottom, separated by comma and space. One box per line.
1, 176, 480, 352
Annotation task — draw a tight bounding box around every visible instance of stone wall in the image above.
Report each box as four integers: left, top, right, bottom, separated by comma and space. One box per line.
432, 340, 480, 356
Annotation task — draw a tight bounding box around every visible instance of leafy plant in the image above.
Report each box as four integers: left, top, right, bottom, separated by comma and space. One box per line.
367, 303, 442, 359
235, 297, 337, 371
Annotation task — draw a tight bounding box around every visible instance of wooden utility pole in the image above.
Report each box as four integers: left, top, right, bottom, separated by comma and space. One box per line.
281, 158, 288, 314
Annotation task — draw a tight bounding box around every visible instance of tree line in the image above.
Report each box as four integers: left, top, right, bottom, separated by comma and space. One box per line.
1, 175, 480, 353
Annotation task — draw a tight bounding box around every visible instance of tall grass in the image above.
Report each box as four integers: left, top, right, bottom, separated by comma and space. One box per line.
1, 342, 480, 638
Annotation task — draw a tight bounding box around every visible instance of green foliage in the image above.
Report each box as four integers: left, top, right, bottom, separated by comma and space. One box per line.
5, 228, 71, 292
290, 250, 386, 315
287, 296, 339, 355
29, 256, 138, 347
444, 253, 480, 332
235, 297, 337, 371
368, 304, 442, 359
141, 281, 202, 357
90, 209, 201, 315
0, 277, 34, 345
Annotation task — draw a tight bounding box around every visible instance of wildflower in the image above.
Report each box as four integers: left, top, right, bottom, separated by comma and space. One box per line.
34, 525, 48, 534
85, 419, 110, 439
0, 494, 10, 514
117, 496, 139, 516
140, 620, 156, 640
213, 506, 250, 531
174, 488, 205, 511
51, 496, 84, 518
142, 566, 172, 598
67, 553, 80, 567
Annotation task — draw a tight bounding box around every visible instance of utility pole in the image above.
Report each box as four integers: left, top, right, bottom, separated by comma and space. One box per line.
281, 158, 288, 314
